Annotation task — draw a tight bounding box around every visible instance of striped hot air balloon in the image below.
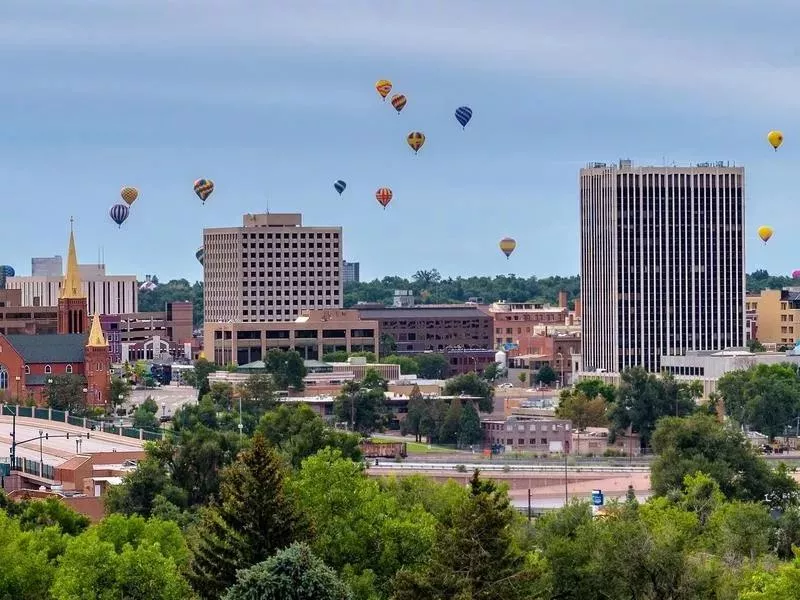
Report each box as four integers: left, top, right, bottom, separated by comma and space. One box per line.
375, 79, 392, 100
109, 203, 130, 228
455, 106, 473, 129
193, 178, 215, 203
407, 131, 425, 154
334, 180, 346, 195
390, 94, 407, 114
196, 247, 205, 266
375, 187, 393, 209
499, 237, 517, 259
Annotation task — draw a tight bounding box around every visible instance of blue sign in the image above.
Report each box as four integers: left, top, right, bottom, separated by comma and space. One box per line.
591, 490, 604, 506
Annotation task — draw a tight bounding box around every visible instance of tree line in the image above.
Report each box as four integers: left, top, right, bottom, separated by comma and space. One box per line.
138, 270, 789, 325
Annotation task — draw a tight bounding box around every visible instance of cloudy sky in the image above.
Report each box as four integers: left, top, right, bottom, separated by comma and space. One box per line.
1, 0, 798, 282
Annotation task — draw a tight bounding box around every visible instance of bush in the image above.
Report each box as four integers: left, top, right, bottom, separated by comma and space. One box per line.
455, 464, 467, 473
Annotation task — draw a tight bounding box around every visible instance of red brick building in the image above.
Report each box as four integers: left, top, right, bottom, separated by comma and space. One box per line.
0, 226, 111, 407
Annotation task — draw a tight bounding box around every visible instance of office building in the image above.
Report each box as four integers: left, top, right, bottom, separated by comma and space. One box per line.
343, 261, 360, 284
7, 264, 138, 314
203, 213, 342, 323
32, 256, 63, 277
745, 288, 800, 347
579, 160, 745, 373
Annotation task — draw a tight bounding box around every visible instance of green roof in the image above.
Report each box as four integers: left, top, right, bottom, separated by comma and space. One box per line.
6, 334, 87, 363
237, 360, 267, 371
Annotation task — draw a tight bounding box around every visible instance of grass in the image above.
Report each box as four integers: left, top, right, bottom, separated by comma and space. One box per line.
372, 436, 453, 454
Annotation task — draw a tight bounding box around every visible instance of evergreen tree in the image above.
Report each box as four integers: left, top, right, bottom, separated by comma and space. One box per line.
439, 399, 463, 445
187, 434, 307, 599
458, 401, 483, 447
404, 385, 426, 442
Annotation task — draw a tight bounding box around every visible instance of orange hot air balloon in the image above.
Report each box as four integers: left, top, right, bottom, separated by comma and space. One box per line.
407, 131, 425, 154
499, 237, 517, 259
375, 79, 392, 101
390, 94, 407, 114
120, 186, 138, 206
376, 187, 393, 209
757, 225, 773, 244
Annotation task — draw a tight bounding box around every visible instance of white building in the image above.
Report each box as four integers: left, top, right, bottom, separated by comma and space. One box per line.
7, 263, 138, 314
579, 160, 746, 374
203, 213, 343, 323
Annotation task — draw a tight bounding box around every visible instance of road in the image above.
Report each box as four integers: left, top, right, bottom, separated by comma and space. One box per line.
0, 416, 144, 465
372, 461, 649, 473
128, 386, 197, 417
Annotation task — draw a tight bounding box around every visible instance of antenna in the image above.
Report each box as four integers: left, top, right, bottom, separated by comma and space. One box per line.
266, 196, 270, 214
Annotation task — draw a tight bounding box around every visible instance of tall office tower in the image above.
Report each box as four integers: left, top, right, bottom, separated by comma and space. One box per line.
203, 213, 343, 323
32, 256, 63, 277
343, 260, 360, 284
580, 160, 745, 373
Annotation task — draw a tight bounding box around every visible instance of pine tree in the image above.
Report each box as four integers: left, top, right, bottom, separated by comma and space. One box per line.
187, 434, 307, 599
439, 399, 463, 445
458, 401, 483, 447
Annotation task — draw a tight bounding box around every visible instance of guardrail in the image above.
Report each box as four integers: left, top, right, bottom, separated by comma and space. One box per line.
0, 457, 56, 480
0, 404, 165, 442
370, 462, 651, 473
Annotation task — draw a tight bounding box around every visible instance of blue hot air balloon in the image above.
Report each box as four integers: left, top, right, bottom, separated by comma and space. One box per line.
109, 203, 130, 228
196, 247, 205, 266
0, 265, 15, 278
455, 106, 473, 129
334, 180, 347, 195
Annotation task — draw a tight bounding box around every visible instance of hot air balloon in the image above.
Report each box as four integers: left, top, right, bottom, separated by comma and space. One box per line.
792, 270, 800, 280
375, 187, 393, 209
407, 131, 426, 154
455, 106, 473, 129
375, 79, 392, 101
757, 225, 773, 243
390, 94, 407, 114
0, 265, 15, 278
109, 203, 130, 228
120, 186, 138, 206
196, 247, 205, 266
194, 179, 215, 204
767, 130, 783, 151
499, 237, 516, 259
334, 180, 347, 195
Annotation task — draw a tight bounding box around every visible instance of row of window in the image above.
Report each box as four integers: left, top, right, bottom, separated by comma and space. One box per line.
0, 364, 73, 389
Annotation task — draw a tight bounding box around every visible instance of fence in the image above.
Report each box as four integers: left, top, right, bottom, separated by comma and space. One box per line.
0, 403, 167, 442
0, 456, 57, 480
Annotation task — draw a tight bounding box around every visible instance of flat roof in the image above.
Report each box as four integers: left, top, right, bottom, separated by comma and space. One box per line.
356, 306, 491, 319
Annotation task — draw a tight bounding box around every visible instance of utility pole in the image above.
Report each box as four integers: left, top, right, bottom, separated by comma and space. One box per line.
564, 450, 568, 504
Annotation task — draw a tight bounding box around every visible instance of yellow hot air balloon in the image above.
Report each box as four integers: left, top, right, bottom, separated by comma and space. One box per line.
757, 225, 774, 243
120, 186, 138, 206
375, 79, 392, 101
407, 131, 425, 154
767, 130, 783, 151
499, 237, 517, 259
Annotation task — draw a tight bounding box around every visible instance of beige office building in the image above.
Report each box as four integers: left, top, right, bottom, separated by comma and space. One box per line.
203, 213, 343, 323
7, 264, 138, 314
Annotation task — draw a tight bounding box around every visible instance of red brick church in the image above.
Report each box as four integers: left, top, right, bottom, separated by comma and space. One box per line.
0, 224, 111, 407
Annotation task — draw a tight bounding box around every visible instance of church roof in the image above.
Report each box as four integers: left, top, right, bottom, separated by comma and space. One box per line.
5, 334, 87, 363
87, 313, 107, 347
60, 223, 84, 299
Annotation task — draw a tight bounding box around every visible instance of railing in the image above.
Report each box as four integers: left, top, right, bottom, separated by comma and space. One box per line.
0, 404, 166, 442
0, 457, 57, 480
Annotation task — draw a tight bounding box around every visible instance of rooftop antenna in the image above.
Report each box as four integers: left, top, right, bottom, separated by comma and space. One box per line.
266, 196, 270, 214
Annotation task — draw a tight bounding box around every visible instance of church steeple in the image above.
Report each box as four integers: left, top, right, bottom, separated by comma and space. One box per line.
87, 313, 107, 347
61, 218, 83, 299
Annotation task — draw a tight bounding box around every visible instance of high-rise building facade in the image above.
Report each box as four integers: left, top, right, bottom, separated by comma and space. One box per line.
32, 256, 63, 277
580, 160, 745, 373
203, 213, 342, 323
343, 260, 360, 284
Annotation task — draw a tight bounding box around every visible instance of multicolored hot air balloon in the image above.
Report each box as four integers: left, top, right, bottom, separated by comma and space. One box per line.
375, 79, 392, 101
768, 130, 783, 151
193, 179, 214, 204
109, 203, 130, 228
120, 186, 138, 206
792, 270, 800, 280
375, 187, 393, 209
499, 237, 517, 259
390, 94, 407, 114
455, 106, 472, 129
757, 225, 774, 243
334, 180, 347, 195
407, 131, 425, 154
196, 247, 205, 266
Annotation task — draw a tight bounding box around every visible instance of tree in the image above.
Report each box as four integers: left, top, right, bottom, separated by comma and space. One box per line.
334, 380, 388, 434
404, 384, 426, 442
650, 414, 798, 505
443, 372, 494, 412
518, 372, 527, 385
264, 349, 307, 390
193, 357, 217, 388
383, 354, 419, 376
46, 374, 88, 414
222, 543, 352, 600
535, 364, 558, 385
188, 434, 307, 599
257, 404, 362, 468
556, 391, 608, 430
573, 379, 616, 403
237, 374, 277, 416
105, 456, 187, 517
415, 353, 449, 379
439, 399, 462, 445
747, 339, 766, 352
392, 470, 548, 600
133, 401, 159, 430
110, 376, 132, 411
739, 552, 800, 598
482, 361, 501, 381
14, 496, 90, 536
458, 401, 483, 447
379, 333, 397, 356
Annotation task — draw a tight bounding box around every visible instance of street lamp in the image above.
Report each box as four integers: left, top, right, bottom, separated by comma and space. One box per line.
75, 437, 82, 455
38, 429, 43, 474
161, 402, 166, 417
14, 376, 20, 400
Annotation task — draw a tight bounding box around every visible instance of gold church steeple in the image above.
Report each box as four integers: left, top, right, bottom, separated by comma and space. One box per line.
61, 218, 84, 299
87, 313, 108, 347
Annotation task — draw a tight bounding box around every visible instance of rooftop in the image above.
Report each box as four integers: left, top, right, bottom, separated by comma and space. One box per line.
356, 306, 491, 319
6, 333, 87, 363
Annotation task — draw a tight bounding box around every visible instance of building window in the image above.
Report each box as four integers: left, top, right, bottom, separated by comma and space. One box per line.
24, 365, 30, 374
0, 365, 7, 390
44, 365, 52, 374
66, 365, 73, 374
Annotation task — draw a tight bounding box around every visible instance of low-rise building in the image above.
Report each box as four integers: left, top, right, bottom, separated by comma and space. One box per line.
483, 415, 572, 453
747, 288, 800, 346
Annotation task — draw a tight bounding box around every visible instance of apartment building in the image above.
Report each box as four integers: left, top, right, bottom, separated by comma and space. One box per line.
203, 213, 342, 323
580, 160, 746, 374
489, 295, 570, 353
746, 289, 800, 346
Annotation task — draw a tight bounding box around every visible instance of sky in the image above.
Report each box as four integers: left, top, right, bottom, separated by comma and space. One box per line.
2, 0, 800, 283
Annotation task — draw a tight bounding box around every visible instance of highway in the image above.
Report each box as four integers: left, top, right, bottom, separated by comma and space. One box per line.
0, 416, 144, 465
